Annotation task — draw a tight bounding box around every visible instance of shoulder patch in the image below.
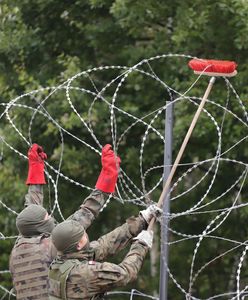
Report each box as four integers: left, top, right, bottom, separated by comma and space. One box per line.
88, 260, 96, 265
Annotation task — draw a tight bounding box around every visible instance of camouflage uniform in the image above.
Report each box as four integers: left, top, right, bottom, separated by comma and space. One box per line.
9, 185, 108, 300
49, 216, 148, 300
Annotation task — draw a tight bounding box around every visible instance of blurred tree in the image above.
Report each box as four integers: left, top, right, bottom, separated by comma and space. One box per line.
0, 0, 247, 298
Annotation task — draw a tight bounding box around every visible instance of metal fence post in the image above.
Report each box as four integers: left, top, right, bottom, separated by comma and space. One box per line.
159, 101, 174, 300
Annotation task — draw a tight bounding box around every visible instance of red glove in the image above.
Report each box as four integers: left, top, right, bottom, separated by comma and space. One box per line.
26, 144, 47, 185
95, 144, 121, 193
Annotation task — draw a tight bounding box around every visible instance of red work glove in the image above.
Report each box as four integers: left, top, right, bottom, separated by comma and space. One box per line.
26, 143, 47, 185
95, 144, 121, 193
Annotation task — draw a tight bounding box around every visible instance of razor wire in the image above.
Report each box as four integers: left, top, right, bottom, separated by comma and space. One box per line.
0, 53, 247, 299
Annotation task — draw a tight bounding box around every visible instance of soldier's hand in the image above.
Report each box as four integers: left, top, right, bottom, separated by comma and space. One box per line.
139, 204, 162, 224
26, 143, 47, 185
95, 144, 121, 193
133, 230, 153, 249
28, 144, 47, 161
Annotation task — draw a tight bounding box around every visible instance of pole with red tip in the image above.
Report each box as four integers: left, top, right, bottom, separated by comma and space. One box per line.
148, 58, 238, 230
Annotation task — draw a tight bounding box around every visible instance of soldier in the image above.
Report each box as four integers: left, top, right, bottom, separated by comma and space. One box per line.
9, 143, 120, 300
49, 203, 161, 299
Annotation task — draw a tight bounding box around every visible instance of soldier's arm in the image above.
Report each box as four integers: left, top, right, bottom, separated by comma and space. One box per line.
67, 144, 120, 230
66, 190, 109, 230
65, 241, 147, 297
91, 216, 147, 261
24, 144, 47, 207
86, 241, 148, 293
24, 185, 44, 207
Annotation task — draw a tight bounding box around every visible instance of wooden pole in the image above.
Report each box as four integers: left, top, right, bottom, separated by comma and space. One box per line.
148, 76, 216, 230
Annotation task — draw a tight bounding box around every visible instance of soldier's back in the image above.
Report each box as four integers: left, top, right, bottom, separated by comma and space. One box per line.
10, 235, 53, 299
49, 256, 110, 300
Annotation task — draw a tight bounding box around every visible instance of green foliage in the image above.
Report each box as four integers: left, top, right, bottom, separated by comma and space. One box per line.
0, 0, 247, 299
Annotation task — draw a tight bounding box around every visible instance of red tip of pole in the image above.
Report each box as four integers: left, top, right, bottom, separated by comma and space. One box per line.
188, 59, 237, 74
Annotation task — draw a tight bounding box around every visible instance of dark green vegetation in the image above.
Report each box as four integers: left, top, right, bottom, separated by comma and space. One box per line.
0, 0, 247, 299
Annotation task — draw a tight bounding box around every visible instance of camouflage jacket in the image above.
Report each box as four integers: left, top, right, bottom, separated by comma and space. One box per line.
48, 216, 148, 300
10, 185, 109, 299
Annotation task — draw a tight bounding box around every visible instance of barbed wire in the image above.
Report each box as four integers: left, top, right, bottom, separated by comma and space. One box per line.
0, 53, 247, 299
